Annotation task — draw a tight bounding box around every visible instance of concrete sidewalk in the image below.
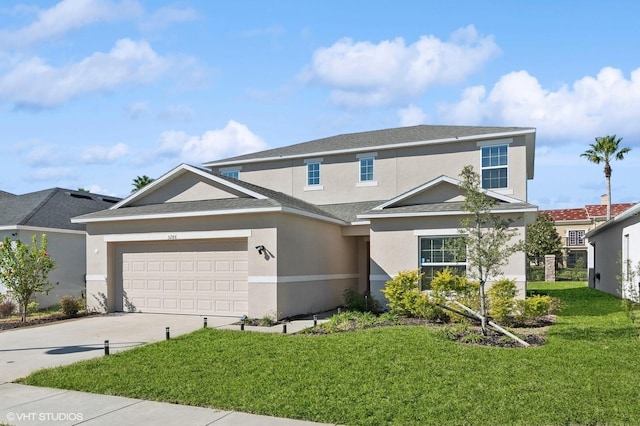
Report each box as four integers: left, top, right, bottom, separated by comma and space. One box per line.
0, 383, 338, 426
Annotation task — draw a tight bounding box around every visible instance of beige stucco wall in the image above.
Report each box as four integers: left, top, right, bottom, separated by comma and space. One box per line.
369, 214, 527, 306
211, 136, 530, 206
131, 173, 247, 206
84, 211, 360, 319
0, 230, 86, 309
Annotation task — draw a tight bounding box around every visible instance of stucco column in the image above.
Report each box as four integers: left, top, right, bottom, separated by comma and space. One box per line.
544, 255, 556, 282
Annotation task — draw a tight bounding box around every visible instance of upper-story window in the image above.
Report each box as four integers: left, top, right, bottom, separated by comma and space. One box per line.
481, 144, 508, 189
220, 168, 240, 180
360, 157, 374, 181
304, 158, 323, 191
307, 162, 320, 185
356, 152, 377, 187
568, 230, 585, 247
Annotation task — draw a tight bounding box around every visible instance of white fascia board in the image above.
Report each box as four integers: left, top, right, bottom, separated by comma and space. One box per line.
0, 225, 85, 235
73, 207, 282, 223
104, 229, 252, 242
280, 207, 347, 226
357, 206, 537, 220
204, 129, 537, 167
111, 164, 267, 210
350, 220, 371, 226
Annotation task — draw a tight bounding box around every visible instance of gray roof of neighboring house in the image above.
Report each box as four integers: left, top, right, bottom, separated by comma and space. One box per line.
0, 190, 15, 200
205, 125, 535, 165
0, 188, 120, 231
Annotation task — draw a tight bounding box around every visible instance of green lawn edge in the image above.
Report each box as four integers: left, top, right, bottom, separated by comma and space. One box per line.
19, 281, 640, 426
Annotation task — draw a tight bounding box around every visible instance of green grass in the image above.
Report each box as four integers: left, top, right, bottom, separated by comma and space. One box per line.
19, 281, 640, 425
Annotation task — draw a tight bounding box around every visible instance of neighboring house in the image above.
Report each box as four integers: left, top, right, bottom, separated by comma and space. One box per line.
0, 188, 120, 307
73, 125, 537, 319
540, 196, 635, 267
586, 203, 640, 300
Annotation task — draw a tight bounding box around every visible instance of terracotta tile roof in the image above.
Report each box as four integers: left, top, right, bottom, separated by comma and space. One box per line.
541, 203, 636, 222
541, 208, 588, 221
585, 203, 636, 218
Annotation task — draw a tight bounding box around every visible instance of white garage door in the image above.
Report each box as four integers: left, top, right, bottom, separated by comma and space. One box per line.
119, 240, 248, 316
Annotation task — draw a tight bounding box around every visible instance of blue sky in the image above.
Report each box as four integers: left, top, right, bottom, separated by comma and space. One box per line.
1, 0, 639, 210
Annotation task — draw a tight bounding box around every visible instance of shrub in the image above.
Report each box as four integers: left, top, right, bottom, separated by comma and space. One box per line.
258, 314, 275, 327
0, 298, 16, 317
527, 266, 545, 281
26, 301, 39, 314
381, 270, 423, 316
430, 268, 480, 320
410, 291, 448, 322
515, 295, 554, 323
343, 288, 381, 313
487, 279, 517, 323
59, 295, 83, 316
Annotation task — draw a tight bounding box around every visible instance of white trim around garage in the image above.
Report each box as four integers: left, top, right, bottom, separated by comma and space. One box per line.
104, 229, 252, 242
249, 273, 359, 283
86, 275, 106, 281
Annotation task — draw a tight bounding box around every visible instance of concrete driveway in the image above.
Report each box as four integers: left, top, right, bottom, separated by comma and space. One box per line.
0, 313, 237, 383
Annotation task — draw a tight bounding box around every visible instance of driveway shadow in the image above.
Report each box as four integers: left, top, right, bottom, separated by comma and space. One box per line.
0, 342, 147, 355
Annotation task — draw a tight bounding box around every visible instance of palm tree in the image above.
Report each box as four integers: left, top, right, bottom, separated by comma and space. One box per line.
580, 135, 631, 220
131, 175, 155, 193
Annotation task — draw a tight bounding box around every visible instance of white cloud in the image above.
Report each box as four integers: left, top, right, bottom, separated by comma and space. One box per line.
301, 25, 499, 107
24, 144, 60, 166
157, 120, 268, 163
0, 0, 142, 47
29, 167, 74, 181
81, 143, 130, 164
141, 6, 198, 31
85, 184, 118, 196
439, 66, 640, 142
398, 104, 428, 127
0, 38, 170, 108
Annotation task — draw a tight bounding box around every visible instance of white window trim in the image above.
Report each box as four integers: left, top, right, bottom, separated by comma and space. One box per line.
567, 229, 586, 247
479, 143, 509, 190
304, 158, 323, 188
220, 166, 241, 179
356, 152, 377, 185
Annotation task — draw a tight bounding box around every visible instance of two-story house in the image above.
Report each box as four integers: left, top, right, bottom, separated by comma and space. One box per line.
540, 196, 635, 267
73, 125, 537, 319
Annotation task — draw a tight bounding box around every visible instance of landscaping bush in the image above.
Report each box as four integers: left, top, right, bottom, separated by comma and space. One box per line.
527, 266, 545, 281
430, 268, 480, 320
342, 288, 381, 313
26, 301, 39, 314
381, 270, 423, 316
487, 278, 517, 323
0, 298, 16, 317
556, 267, 588, 281
59, 295, 83, 316
515, 295, 554, 323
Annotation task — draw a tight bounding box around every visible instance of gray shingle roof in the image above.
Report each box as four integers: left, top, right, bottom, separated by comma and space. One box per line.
0, 188, 120, 231
358, 201, 537, 218
74, 169, 345, 223
206, 125, 535, 165
318, 200, 386, 223
0, 190, 15, 200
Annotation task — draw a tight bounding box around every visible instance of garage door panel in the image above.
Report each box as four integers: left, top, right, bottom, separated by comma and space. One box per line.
120, 239, 248, 316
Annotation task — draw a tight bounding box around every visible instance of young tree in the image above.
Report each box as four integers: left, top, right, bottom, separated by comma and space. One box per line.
0, 235, 57, 321
457, 165, 525, 334
580, 135, 631, 220
131, 175, 155, 193
526, 212, 562, 265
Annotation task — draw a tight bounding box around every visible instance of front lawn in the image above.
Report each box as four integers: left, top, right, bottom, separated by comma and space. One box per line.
19, 282, 640, 425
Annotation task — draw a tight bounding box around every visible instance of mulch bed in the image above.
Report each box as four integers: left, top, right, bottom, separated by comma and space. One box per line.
0, 312, 94, 331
